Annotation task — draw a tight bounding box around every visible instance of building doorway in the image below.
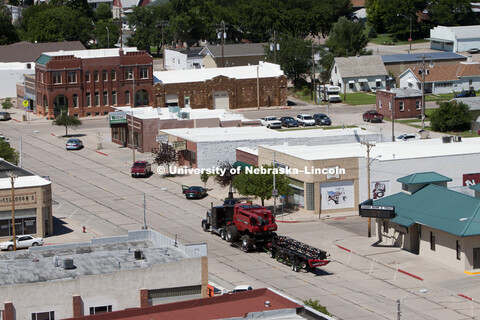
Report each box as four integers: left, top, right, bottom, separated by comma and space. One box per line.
53, 95, 68, 117
473, 248, 480, 269
213, 91, 229, 109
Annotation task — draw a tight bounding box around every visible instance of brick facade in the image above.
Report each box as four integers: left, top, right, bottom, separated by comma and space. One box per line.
4, 302, 14, 320
35, 49, 153, 119
72, 295, 83, 317
376, 90, 422, 119
140, 288, 149, 307
153, 75, 287, 110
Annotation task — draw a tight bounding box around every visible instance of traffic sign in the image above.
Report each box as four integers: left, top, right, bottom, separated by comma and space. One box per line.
272, 189, 278, 196
22, 100, 29, 107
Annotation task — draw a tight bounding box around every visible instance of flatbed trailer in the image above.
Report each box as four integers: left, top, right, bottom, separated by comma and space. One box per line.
267, 236, 330, 272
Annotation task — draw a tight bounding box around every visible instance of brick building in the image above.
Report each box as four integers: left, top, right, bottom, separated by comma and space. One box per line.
376, 87, 423, 119
35, 48, 153, 119
153, 62, 287, 110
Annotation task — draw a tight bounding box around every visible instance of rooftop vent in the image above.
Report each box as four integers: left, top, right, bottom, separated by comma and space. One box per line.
62, 258, 74, 269
265, 301, 271, 307
134, 249, 143, 260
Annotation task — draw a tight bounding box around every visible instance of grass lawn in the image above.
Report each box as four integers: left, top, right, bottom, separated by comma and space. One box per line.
425, 93, 455, 102
369, 34, 429, 46
340, 93, 377, 106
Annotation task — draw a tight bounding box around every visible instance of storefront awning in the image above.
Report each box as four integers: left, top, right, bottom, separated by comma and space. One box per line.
358, 78, 368, 83
233, 161, 252, 170
348, 80, 355, 84
375, 78, 381, 82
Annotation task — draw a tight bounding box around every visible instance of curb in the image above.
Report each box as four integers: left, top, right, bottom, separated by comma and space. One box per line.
95, 150, 108, 156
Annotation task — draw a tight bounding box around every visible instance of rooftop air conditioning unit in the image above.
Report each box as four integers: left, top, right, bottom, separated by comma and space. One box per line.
62, 258, 74, 269
178, 112, 190, 119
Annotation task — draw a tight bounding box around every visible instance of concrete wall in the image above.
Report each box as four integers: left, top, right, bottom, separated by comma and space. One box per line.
0, 66, 35, 99
0, 258, 203, 319
419, 226, 465, 270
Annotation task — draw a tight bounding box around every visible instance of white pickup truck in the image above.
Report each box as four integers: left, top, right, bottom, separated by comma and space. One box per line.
259, 116, 282, 129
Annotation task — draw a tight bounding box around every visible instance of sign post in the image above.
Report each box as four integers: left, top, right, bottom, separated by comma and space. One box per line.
22, 99, 29, 122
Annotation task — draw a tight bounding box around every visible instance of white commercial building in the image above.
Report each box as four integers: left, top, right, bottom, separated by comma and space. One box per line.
257, 137, 480, 215
0, 230, 207, 319
429, 25, 480, 52
161, 127, 382, 169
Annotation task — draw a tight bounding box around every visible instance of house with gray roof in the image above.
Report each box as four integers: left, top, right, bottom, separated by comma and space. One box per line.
364, 171, 480, 271
330, 55, 388, 93
429, 25, 480, 53
199, 43, 268, 68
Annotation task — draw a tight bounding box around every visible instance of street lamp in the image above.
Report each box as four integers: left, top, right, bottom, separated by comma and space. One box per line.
19, 130, 40, 168
105, 26, 110, 48
397, 14, 413, 53
6, 172, 17, 251
397, 289, 428, 319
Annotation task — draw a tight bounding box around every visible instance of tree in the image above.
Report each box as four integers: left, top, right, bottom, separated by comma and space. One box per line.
151, 143, 177, 175
430, 100, 471, 132
326, 17, 371, 57
0, 140, 19, 165
94, 3, 113, 22
427, 0, 478, 27
0, 4, 19, 45
233, 164, 291, 206
266, 35, 312, 89
303, 299, 331, 316
214, 161, 236, 198
1, 98, 13, 110
52, 113, 82, 136
94, 20, 119, 48
200, 171, 210, 188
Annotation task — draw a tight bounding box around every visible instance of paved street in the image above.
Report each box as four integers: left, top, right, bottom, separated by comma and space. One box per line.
1, 108, 479, 319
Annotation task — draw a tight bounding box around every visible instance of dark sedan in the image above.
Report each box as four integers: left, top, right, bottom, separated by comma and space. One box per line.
184, 186, 208, 199
313, 113, 332, 126
280, 116, 300, 128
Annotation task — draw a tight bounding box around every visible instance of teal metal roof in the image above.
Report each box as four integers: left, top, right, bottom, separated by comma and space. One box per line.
469, 184, 480, 191
397, 172, 452, 185
390, 215, 415, 228
36, 54, 52, 65
375, 184, 480, 237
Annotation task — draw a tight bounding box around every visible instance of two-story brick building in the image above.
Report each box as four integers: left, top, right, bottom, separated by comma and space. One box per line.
376, 87, 423, 119
35, 48, 153, 119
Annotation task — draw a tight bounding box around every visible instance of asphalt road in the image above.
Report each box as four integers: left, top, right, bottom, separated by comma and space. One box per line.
2, 110, 477, 319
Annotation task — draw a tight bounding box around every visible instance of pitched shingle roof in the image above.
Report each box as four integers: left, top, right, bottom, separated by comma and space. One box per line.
0, 41, 86, 63
457, 62, 480, 77
405, 62, 480, 82
334, 55, 388, 78
200, 43, 268, 58
375, 184, 480, 237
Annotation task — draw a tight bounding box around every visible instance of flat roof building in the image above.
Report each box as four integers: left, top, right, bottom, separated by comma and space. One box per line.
0, 230, 207, 319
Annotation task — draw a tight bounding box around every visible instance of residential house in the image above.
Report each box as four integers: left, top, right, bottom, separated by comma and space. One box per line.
330, 55, 388, 93
0, 230, 207, 319
429, 25, 480, 53
0, 41, 85, 100
163, 47, 204, 70
35, 47, 153, 119
153, 62, 287, 110
398, 58, 480, 94
199, 43, 268, 68
376, 87, 423, 119
112, 0, 150, 18
364, 172, 480, 272
382, 52, 468, 79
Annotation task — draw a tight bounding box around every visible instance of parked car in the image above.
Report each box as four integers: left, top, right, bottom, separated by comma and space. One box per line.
296, 114, 316, 126
184, 186, 208, 199
280, 116, 300, 128
65, 138, 83, 150
397, 133, 417, 141
454, 90, 476, 98
259, 116, 282, 129
0, 111, 11, 121
313, 113, 332, 126
0, 235, 44, 251
131, 161, 152, 177
231, 285, 254, 293
363, 110, 384, 123
467, 48, 479, 54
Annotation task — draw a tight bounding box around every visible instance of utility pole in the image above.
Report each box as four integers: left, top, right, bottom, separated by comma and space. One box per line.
142, 192, 147, 230
256, 65, 260, 109
360, 141, 375, 238
270, 30, 278, 64
105, 26, 110, 48
220, 20, 226, 67
273, 152, 277, 216
130, 69, 136, 164
7, 172, 17, 251
420, 54, 428, 130
159, 21, 169, 70
311, 45, 316, 103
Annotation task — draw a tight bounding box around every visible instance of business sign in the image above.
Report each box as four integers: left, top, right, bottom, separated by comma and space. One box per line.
358, 199, 395, 218
370, 180, 390, 199
109, 111, 127, 124
172, 140, 186, 151
463, 173, 480, 186
0, 193, 37, 207
156, 134, 168, 144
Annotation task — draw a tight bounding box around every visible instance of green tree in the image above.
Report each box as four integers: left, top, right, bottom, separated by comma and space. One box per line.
1, 98, 14, 110
94, 3, 113, 22
233, 164, 291, 206
303, 299, 331, 316
52, 113, 83, 136
427, 0, 478, 26
326, 17, 371, 57
266, 35, 312, 89
214, 161, 237, 198
200, 171, 210, 188
430, 100, 471, 132
0, 4, 19, 45
94, 20, 119, 48
0, 140, 19, 165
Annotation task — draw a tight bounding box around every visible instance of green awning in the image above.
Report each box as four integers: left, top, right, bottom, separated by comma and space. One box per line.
233, 161, 252, 170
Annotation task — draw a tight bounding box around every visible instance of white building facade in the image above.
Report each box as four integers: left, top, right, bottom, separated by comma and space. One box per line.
430, 25, 480, 52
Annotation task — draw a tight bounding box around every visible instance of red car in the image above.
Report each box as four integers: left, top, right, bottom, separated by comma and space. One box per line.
131, 161, 152, 177
363, 110, 384, 123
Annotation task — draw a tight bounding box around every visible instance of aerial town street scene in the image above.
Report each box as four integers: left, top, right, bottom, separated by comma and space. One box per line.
2, 0, 480, 319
